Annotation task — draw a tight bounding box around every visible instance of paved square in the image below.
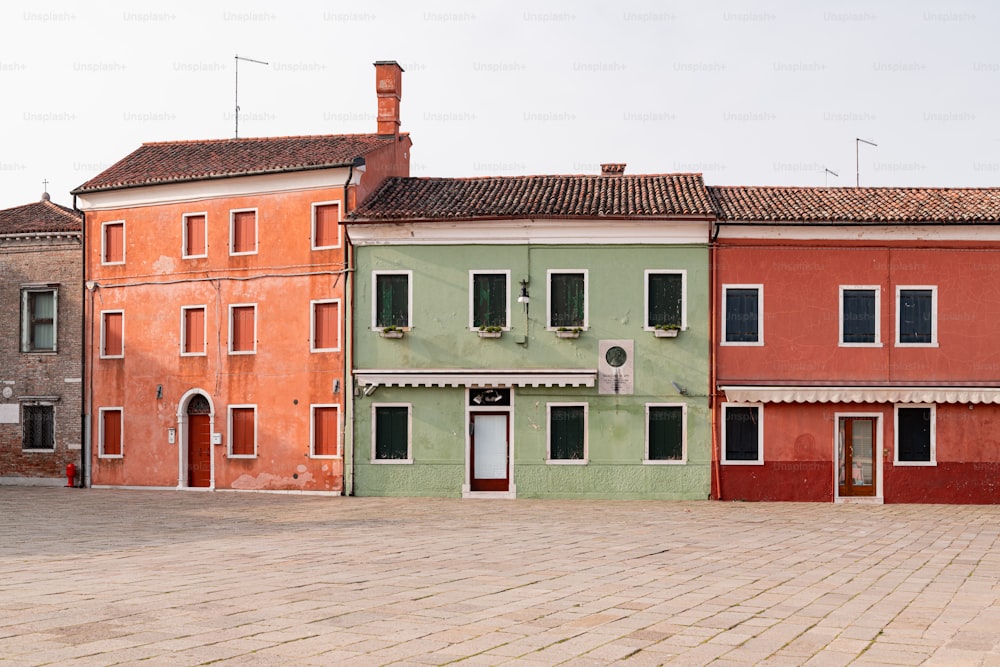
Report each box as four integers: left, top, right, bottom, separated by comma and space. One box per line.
2, 488, 999, 665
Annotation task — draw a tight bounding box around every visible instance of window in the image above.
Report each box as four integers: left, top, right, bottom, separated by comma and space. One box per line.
229, 304, 256, 354
645, 271, 685, 331
21, 288, 57, 352
229, 406, 256, 457
470, 271, 509, 329
895, 405, 935, 465
311, 300, 340, 352
230, 209, 257, 255
722, 403, 763, 464
101, 221, 125, 264
311, 405, 340, 457
897, 286, 937, 346
645, 404, 686, 463
722, 285, 763, 345
841, 286, 880, 346
101, 310, 124, 358
372, 404, 411, 463
22, 405, 54, 451
183, 213, 207, 258
99, 407, 123, 457
548, 270, 588, 329
312, 202, 341, 249
181, 306, 206, 356
547, 403, 587, 463
373, 271, 411, 330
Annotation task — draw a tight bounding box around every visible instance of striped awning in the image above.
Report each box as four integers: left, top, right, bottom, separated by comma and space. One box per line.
721, 385, 1000, 405
354, 369, 597, 389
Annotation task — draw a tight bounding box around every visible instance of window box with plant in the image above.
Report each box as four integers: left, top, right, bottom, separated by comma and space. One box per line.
555, 327, 583, 339
379, 325, 404, 339
478, 325, 503, 339
654, 324, 681, 338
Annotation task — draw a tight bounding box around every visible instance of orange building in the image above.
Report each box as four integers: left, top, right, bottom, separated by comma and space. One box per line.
72, 61, 409, 492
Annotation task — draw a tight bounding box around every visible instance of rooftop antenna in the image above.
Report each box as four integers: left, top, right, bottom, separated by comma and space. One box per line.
855, 138, 877, 186
823, 167, 839, 187
234, 54, 268, 138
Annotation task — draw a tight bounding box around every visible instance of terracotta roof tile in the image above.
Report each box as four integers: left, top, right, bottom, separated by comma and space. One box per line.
0, 197, 82, 235
350, 174, 714, 220
72, 134, 397, 194
709, 186, 1000, 223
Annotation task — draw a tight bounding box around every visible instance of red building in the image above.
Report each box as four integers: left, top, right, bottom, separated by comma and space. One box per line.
711, 186, 1000, 503
72, 61, 409, 492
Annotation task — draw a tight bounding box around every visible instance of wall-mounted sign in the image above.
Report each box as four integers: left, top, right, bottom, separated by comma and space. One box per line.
598, 339, 634, 395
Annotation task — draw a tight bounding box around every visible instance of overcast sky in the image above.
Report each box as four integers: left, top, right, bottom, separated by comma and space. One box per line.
1, 0, 997, 211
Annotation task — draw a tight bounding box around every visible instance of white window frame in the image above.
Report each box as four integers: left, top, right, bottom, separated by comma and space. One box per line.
20, 286, 58, 353
371, 403, 412, 464
546, 269, 589, 331
99, 309, 125, 359
644, 270, 688, 332
181, 211, 208, 259
893, 403, 937, 467
371, 270, 413, 331
227, 404, 258, 459
228, 303, 257, 355
180, 305, 208, 357
468, 270, 511, 331
721, 284, 764, 346
310, 404, 342, 459
100, 220, 125, 266
21, 402, 56, 452
310, 299, 341, 352
721, 402, 764, 465
839, 285, 882, 347
895, 285, 938, 347
311, 201, 342, 250
98, 406, 123, 459
644, 403, 687, 464
229, 207, 258, 256
546, 402, 589, 465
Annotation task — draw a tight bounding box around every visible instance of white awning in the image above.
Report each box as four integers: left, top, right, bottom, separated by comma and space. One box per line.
354, 369, 597, 389
721, 385, 1000, 405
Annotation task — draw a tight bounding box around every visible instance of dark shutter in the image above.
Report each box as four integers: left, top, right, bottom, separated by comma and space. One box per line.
473, 274, 506, 327
725, 289, 759, 342
649, 406, 683, 460
899, 290, 932, 343
843, 290, 876, 343
725, 406, 759, 461
375, 406, 408, 459
376, 274, 409, 328
897, 407, 931, 462
648, 274, 682, 328
550, 273, 584, 327
23, 406, 54, 450
550, 406, 585, 460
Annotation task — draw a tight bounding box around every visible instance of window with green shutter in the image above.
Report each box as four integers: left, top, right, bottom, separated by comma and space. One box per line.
375, 273, 410, 329
647, 405, 684, 461
374, 405, 410, 461
548, 404, 586, 461
647, 272, 683, 329
549, 272, 586, 328
472, 273, 507, 328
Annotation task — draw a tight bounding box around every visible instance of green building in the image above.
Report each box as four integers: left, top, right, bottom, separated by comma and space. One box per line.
345, 169, 714, 499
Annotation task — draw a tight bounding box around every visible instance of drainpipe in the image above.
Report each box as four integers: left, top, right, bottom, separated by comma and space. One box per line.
76, 195, 90, 488
709, 219, 720, 500
342, 161, 355, 496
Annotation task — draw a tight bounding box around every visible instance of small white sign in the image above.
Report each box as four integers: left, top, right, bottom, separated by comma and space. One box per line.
211, 433, 222, 445
0, 404, 18, 424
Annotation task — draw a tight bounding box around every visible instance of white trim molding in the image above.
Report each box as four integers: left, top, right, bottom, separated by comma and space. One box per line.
721, 385, 1000, 404
355, 369, 597, 390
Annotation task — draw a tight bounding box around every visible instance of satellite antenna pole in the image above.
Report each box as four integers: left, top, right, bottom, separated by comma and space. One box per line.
855, 138, 877, 186
824, 168, 838, 187
235, 54, 269, 138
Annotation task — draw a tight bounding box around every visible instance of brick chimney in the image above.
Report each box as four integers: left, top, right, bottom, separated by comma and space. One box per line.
375, 60, 403, 137
601, 163, 626, 176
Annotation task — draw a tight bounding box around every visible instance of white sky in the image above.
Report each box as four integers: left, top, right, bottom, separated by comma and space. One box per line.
1, 0, 998, 211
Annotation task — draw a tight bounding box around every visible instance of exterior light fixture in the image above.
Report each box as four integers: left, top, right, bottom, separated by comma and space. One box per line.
517, 279, 530, 305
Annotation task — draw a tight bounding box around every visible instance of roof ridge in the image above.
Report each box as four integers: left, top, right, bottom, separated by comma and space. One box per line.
140, 132, 388, 147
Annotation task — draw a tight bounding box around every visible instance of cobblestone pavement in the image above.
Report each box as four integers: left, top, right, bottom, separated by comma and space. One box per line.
2, 488, 1000, 666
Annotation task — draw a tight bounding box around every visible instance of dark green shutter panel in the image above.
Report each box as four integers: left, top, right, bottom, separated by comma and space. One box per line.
375, 407, 408, 459
648, 274, 682, 328
551, 274, 584, 327
550, 406, 584, 460
474, 274, 506, 327
649, 406, 683, 460
376, 274, 408, 328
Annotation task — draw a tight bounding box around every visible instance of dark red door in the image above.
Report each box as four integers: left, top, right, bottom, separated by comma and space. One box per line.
470, 413, 509, 492
188, 414, 211, 487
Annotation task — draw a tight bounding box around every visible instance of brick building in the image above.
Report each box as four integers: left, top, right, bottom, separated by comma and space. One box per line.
0, 193, 83, 485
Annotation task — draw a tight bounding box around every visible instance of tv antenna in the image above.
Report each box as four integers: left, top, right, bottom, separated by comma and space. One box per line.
234, 54, 268, 138
823, 167, 838, 187
855, 138, 877, 186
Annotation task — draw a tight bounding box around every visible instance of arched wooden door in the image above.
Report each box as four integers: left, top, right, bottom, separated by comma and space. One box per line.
187, 395, 212, 488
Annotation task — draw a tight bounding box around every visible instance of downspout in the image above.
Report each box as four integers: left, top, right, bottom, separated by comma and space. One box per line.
342, 162, 355, 496
76, 194, 90, 488
710, 219, 721, 500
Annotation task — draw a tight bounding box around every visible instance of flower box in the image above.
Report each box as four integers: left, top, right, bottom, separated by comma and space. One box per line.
654, 328, 679, 338
555, 330, 581, 339
478, 331, 502, 339
379, 330, 404, 339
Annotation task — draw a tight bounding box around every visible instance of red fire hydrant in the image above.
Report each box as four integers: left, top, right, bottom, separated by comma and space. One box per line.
66, 463, 76, 488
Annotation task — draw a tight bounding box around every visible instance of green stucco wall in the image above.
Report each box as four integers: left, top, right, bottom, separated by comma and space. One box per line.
351, 243, 711, 499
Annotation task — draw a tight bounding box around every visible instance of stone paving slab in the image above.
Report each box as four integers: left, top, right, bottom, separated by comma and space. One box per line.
2, 488, 1000, 665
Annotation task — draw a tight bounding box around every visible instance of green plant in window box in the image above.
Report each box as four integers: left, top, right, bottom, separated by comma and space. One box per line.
654, 323, 680, 338
478, 325, 503, 338
555, 326, 583, 339
379, 325, 404, 339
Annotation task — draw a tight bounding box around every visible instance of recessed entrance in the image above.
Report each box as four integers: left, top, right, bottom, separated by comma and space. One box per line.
187, 394, 211, 488
838, 416, 876, 497
470, 413, 509, 492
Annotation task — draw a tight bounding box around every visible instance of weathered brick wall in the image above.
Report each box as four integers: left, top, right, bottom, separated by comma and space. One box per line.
0, 234, 83, 483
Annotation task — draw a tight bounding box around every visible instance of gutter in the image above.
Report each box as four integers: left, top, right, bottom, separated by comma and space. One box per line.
342, 161, 355, 497
75, 194, 89, 488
